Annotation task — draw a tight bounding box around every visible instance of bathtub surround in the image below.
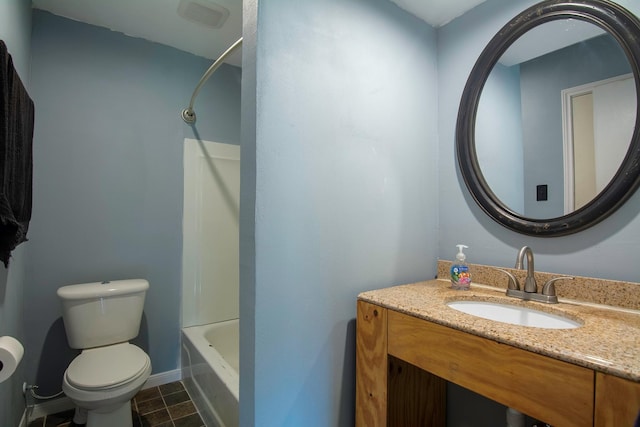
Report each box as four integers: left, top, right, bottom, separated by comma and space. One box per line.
182, 139, 240, 328
181, 136, 240, 424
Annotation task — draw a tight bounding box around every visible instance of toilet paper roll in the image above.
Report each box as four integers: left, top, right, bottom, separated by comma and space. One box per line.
0, 336, 24, 383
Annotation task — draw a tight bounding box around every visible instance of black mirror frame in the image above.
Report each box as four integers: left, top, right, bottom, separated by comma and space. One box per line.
456, 0, 640, 237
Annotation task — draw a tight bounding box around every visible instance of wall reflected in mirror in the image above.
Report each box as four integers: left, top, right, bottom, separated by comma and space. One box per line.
475, 19, 637, 219
565, 73, 634, 212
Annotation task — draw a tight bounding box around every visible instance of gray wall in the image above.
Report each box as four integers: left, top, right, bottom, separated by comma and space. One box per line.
241, 0, 439, 425
439, 0, 640, 280
25, 10, 240, 394
0, 1, 32, 426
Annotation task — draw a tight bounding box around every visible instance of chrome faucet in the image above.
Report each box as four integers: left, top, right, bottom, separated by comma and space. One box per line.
496, 246, 574, 304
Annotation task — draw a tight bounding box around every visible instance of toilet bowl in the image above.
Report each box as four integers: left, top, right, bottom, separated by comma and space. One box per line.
62, 343, 151, 427
57, 279, 151, 427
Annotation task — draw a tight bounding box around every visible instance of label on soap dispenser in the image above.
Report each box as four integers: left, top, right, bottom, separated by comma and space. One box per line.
450, 264, 471, 290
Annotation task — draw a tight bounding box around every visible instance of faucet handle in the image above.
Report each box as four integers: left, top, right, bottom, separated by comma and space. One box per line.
542, 276, 574, 296
496, 268, 520, 290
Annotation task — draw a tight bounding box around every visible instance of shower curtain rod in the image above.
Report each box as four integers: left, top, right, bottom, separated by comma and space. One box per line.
181, 37, 243, 124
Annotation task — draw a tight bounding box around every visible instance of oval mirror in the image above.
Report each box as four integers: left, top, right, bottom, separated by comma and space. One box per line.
456, 0, 640, 236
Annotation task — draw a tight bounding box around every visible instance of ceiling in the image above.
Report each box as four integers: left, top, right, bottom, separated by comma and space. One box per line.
390, 0, 486, 27
31, 0, 486, 68
32, 0, 244, 66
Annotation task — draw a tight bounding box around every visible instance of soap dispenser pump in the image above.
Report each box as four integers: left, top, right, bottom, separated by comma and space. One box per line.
450, 244, 471, 290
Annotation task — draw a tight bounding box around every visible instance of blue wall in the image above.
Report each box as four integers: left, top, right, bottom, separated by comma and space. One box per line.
26, 10, 241, 394
0, 1, 32, 425
8, 1, 639, 426
475, 32, 631, 219
242, 0, 439, 425
438, 0, 640, 282
476, 63, 524, 212
520, 34, 632, 218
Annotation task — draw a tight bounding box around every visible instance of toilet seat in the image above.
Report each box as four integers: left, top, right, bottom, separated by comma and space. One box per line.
65, 343, 150, 390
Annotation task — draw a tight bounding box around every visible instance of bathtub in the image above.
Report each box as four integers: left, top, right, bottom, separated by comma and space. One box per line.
182, 319, 239, 427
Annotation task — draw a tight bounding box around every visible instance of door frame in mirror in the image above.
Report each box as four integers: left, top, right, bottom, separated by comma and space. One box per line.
456, 0, 640, 236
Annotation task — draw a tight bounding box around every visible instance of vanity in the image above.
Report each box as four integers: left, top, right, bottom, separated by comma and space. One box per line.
355, 262, 640, 427
356, 1, 640, 424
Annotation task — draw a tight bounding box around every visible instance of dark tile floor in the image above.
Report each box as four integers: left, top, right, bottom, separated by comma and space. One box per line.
27, 381, 206, 427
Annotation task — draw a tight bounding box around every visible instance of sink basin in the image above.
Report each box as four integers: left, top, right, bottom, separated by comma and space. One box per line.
447, 300, 581, 329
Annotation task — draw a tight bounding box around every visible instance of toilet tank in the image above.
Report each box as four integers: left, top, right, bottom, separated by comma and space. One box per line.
57, 279, 149, 349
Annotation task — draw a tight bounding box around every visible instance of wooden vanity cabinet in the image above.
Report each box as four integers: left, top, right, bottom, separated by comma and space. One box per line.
356, 300, 389, 427
595, 372, 640, 426
356, 300, 640, 427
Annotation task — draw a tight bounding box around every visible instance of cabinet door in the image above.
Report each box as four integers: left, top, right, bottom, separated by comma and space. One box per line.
595, 372, 640, 427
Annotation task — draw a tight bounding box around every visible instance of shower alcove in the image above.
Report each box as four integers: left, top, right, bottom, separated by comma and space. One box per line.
181, 138, 240, 427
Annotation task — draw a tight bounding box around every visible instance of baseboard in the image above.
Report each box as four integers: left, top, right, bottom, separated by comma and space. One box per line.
27, 395, 75, 422
22, 369, 183, 424
141, 368, 182, 389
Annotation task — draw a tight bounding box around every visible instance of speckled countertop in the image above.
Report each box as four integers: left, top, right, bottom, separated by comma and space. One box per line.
358, 276, 640, 382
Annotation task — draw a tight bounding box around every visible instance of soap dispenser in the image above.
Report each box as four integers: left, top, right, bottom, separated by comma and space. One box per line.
450, 244, 471, 290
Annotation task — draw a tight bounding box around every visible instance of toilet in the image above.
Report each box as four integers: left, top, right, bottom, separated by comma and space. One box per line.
57, 279, 152, 427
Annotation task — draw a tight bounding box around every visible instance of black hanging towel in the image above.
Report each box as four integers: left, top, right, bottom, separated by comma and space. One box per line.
0, 40, 34, 267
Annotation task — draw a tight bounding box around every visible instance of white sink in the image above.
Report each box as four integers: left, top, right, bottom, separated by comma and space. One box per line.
447, 300, 581, 329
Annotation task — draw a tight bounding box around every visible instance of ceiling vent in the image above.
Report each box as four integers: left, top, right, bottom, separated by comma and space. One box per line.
177, 0, 230, 29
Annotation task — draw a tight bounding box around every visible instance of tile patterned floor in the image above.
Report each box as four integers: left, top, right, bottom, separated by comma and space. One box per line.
27, 381, 206, 427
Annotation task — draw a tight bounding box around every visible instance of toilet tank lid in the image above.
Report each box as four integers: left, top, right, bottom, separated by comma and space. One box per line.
57, 279, 149, 300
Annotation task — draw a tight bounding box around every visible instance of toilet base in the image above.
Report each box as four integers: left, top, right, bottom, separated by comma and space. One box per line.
85, 400, 132, 427
73, 407, 87, 424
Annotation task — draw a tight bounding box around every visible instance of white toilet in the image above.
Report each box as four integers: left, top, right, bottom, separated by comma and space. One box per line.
57, 279, 152, 427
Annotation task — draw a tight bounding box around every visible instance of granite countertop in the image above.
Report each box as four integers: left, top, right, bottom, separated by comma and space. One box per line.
358, 279, 640, 382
